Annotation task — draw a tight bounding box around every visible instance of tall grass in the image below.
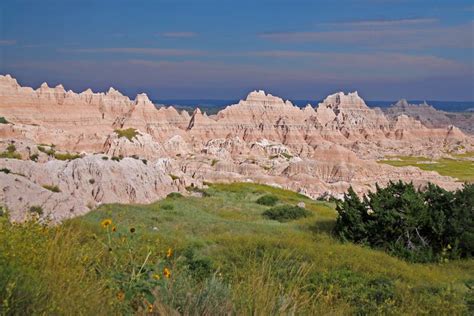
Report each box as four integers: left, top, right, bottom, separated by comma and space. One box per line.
1, 183, 472, 314
0, 218, 115, 315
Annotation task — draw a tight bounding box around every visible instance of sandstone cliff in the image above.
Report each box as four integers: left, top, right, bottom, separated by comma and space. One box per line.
0, 74, 472, 221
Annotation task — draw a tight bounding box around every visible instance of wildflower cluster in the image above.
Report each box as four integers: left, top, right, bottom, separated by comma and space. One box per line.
98, 218, 175, 313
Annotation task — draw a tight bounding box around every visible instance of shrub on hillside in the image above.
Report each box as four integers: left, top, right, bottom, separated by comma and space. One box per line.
334, 181, 474, 262
262, 205, 310, 222
42, 184, 61, 193
256, 195, 279, 206
29, 206, 43, 216
54, 152, 82, 161
114, 128, 138, 141
167, 192, 183, 199
0, 144, 21, 159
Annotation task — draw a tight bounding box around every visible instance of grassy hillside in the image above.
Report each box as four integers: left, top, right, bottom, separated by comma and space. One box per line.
378, 153, 474, 182
1, 183, 473, 314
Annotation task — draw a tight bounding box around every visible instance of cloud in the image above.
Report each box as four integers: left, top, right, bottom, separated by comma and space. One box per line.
161, 32, 197, 38
0, 40, 16, 46
60, 47, 204, 56
260, 21, 473, 49
324, 18, 438, 27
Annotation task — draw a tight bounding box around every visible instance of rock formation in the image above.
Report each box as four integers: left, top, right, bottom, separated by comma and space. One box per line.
0, 74, 472, 221
384, 99, 474, 135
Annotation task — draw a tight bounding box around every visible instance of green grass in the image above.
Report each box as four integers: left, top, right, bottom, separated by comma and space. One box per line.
42, 184, 61, 193
0, 144, 21, 160
379, 154, 474, 182
53, 152, 82, 161
114, 128, 138, 142
1, 183, 472, 314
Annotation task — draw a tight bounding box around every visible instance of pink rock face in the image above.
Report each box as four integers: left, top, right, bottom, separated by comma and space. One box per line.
0, 74, 472, 221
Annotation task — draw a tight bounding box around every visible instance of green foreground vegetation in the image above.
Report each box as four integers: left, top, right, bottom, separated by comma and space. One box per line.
1, 183, 473, 314
378, 153, 474, 182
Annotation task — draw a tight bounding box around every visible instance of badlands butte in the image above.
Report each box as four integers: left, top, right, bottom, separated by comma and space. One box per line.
0, 74, 473, 222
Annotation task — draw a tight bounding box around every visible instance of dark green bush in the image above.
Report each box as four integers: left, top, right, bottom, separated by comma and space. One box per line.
0, 117, 8, 124
6, 144, 16, 152
183, 248, 213, 281
0, 168, 10, 174
160, 203, 174, 210
334, 181, 474, 262
256, 195, 279, 206
167, 192, 183, 199
29, 206, 43, 216
262, 205, 310, 222
30, 153, 39, 162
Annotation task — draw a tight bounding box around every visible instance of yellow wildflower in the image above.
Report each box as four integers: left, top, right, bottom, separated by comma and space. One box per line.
101, 219, 112, 228
147, 303, 153, 313
163, 267, 171, 278
166, 247, 173, 258
117, 291, 125, 301
152, 273, 161, 280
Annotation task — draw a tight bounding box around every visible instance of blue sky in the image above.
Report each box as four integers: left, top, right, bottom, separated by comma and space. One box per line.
0, 0, 473, 100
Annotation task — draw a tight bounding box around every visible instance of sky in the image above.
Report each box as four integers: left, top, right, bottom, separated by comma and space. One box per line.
0, 0, 473, 101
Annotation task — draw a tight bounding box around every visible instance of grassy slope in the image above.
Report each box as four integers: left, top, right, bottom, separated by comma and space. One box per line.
378, 153, 474, 182
1, 183, 473, 314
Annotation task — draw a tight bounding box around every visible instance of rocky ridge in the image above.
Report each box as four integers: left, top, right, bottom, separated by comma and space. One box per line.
0, 74, 472, 221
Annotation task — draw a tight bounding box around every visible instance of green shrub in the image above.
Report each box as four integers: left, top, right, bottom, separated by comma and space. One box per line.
54, 152, 81, 161
256, 195, 279, 206
0, 146, 21, 159
114, 128, 138, 141
29, 206, 43, 216
101, 156, 109, 160
160, 203, 174, 210
166, 192, 183, 199
334, 181, 474, 262
6, 144, 16, 152
30, 153, 39, 162
182, 248, 213, 281
262, 205, 310, 222
0, 116, 9, 124
0, 168, 10, 174
42, 185, 60, 193
169, 174, 179, 181
111, 156, 122, 162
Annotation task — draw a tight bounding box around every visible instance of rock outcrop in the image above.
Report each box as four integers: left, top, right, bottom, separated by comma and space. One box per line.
0, 74, 472, 221
384, 99, 474, 135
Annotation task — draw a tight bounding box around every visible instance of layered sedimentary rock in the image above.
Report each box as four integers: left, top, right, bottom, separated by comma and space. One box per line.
384, 99, 474, 135
0, 74, 472, 221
